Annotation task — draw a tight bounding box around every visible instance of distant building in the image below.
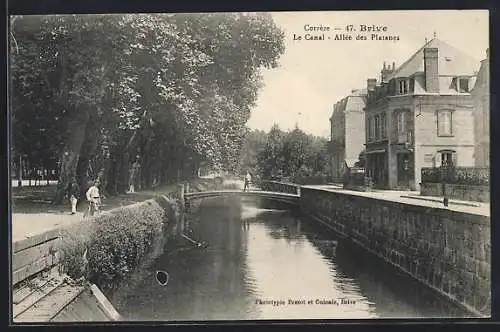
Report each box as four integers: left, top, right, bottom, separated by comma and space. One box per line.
363, 38, 479, 190
471, 48, 490, 168
329, 89, 367, 181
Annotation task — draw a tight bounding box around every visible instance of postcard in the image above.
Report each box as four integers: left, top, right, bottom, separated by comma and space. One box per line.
9, 10, 490, 323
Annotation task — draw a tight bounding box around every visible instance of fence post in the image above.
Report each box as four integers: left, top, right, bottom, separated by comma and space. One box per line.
441, 166, 449, 207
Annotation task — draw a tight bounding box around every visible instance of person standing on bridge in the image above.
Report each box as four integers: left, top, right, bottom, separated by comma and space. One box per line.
244, 171, 252, 192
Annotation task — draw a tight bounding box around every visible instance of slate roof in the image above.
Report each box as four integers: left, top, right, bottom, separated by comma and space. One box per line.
387, 38, 480, 81
333, 88, 367, 116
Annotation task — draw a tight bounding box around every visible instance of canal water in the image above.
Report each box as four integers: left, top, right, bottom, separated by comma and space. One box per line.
112, 196, 469, 321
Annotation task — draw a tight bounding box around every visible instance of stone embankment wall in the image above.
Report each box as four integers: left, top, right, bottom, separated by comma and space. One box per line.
299, 187, 491, 317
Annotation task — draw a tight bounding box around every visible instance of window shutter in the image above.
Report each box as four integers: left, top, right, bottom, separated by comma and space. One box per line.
452, 152, 458, 167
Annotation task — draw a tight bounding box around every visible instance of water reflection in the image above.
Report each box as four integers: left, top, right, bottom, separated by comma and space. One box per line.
113, 196, 467, 321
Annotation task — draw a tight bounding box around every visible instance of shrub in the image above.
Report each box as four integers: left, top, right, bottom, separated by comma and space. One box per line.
56, 178, 220, 293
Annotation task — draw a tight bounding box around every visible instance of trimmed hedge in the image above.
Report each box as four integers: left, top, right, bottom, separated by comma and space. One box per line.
421, 167, 489, 186
57, 195, 179, 293
57, 177, 221, 294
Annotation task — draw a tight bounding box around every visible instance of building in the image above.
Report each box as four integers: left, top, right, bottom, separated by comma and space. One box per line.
329, 89, 367, 181
363, 38, 480, 190
471, 48, 490, 168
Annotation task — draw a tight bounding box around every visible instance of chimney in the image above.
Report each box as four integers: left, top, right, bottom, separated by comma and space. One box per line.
381, 62, 389, 83
424, 47, 439, 93
367, 78, 377, 98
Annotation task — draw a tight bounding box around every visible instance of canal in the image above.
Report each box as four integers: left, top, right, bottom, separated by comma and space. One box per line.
112, 196, 469, 321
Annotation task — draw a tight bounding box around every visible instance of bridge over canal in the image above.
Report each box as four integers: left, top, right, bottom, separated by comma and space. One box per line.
184, 189, 300, 205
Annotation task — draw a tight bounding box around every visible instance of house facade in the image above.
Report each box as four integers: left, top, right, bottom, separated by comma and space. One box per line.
471, 48, 490, 168
329, 89, 367, 181
364, 38, 479, 190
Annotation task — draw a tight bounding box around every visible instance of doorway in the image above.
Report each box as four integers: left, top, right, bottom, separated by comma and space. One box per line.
397, 153, 414, 189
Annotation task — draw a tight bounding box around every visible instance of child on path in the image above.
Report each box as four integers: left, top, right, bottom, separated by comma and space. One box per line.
67, 179, 80, 215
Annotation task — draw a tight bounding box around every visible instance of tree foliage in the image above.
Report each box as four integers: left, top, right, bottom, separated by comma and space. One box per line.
10, 13, 285, 202
239, 125, 330, 181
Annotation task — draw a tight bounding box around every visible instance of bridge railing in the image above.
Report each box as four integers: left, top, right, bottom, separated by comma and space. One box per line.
260, 180, 300, 195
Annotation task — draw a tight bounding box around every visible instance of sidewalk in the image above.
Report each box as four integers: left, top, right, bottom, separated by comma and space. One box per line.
305, 185, 490, 217
11, 183, 181, 243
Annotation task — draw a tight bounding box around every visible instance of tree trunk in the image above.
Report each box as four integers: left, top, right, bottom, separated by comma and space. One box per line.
53, 108, 90, 205
76, 114, 100, 195
98, 149, 112, 197
17, 155, 22, 187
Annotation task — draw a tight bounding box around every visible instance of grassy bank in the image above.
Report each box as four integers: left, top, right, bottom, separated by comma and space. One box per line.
57, 196, 178, 293
56, 178, 222, 294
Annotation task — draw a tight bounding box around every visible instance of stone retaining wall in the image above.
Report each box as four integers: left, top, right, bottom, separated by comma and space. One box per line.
299, 187, 491, 316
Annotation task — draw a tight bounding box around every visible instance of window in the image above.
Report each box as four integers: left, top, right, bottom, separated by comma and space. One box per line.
439, 150, 456, 167
381, 113, 386, 138
367, 117, 372, 141
437, 110, 453, 136
374, 115, 380, 140
398, 79, 409, 94
397, 111, 407, 134
457, 78, 469, 93
369, 116, 376, 141
441, 152, 452, 166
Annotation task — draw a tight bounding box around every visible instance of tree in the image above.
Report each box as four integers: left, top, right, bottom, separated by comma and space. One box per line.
10, 13, 286, 203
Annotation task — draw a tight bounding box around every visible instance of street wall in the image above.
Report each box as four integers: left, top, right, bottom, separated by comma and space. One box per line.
299, 187, 490, 317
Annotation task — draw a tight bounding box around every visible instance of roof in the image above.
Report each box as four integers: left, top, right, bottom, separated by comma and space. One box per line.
472, 56, 489, 93
332, 88, 367, 116
387, 38, 480, 80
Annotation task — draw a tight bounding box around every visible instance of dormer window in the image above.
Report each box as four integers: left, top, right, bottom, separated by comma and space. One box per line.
457, 77, 469, 93
398, 79, 409, 94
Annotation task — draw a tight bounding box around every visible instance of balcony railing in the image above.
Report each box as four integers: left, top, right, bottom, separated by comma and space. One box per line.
394, 130, 413, 144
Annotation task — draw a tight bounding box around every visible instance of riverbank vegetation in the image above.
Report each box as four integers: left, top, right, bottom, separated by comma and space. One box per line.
239, 125, 331, 184
56, 177, 221, 293
57, 197, 173, 292
10, 13, 285, 203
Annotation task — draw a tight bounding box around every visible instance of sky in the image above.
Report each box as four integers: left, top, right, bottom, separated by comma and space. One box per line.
246, 10, 489, 138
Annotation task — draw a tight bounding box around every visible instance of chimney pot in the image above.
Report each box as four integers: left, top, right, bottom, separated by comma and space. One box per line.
367, 78, 377, 92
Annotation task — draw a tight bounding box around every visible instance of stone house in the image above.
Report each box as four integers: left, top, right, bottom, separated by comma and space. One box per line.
363, 38, 480, 190
329, 89, 367, 182
471, 48, 490, 168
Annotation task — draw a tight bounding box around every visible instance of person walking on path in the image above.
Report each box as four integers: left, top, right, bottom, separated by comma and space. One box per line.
244, 171, 252, 192
67, 179, 80, 215
85, 180, 101, 217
